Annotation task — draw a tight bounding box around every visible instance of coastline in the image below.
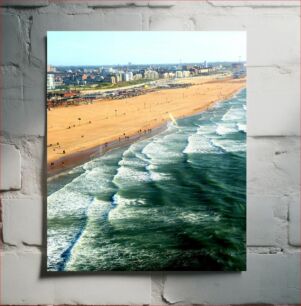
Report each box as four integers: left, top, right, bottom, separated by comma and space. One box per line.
47, 77, 246, 177
47, 85, 246, 178
47, 121, 168, 177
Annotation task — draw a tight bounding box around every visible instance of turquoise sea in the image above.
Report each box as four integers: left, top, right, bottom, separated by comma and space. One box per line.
47, 88, 246, 271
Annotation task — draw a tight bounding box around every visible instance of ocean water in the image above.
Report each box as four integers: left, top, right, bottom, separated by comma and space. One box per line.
47, 88, 246, 271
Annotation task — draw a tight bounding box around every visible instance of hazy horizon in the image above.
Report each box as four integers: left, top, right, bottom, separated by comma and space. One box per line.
49, 60, 245, 68
47, 31, 246, 66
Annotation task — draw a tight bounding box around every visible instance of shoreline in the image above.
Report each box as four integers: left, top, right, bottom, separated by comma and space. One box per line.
47, 85, 246, 178
47, 121, 168, 178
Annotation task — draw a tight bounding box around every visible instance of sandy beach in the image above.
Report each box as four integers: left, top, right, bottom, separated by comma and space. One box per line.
47, 76, 246, 175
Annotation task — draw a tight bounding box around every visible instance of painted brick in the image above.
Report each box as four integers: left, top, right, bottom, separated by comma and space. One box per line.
193, 13, 247, 31
0, 66, 22, 102
63, 1, 176, 8
1, 64, 46, 136
191, 8, 300, 68
247, 14, 300, 67
1, 1, 300, 305
20, 138, 44, 196
247, 195, 277, 246
248, 137, 300, 196
1, 13, 24, 66
207, 0, 300, 7
2, 198, 43, 246
21, 65, 46, 136
248, 66, 300, 136
0, 66, 24, 135
0, 0, 49, 6
163, 253, 300, 304
1, 252, 54, 304
151, 272, 165, 304
149, 15, 195, 30
86, 1, 147, 8
288, 193, 301, 246
101, 12, 142, 30
148, 1, 176, 8
0, 143, 21, 191
1, 20, 45, 137
1, 251, 151, 304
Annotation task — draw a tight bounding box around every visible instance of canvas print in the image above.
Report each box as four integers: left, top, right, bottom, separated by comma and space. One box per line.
47, 31, 246, 271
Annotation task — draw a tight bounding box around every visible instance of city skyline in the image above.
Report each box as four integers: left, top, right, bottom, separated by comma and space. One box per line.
47, 31, 246, 66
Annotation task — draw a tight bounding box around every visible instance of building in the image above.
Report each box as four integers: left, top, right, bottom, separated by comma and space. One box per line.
133, 73, 143, 80
182, 70, 190, 78
110, 76, 116, 84
122, 72, 130, 82
47, 74, 55, 91
54, 77, 63, 87
128, 71, 133, 81
199, 68, 211, 75
232, 63, 246, 78
122, 72, 133, 82
175, 71, 183, 78
47, 65, 56, 73
144, 70, 159, 80
117, 72, 124, 82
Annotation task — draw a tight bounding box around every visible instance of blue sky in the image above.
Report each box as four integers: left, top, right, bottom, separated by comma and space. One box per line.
47, 31, 246, 66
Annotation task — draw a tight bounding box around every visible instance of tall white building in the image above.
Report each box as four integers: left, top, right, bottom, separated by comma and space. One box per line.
175, 71, 183, 78
123, 72, 130, 82
133, 73, 143, 80
47, 74, 55, 91
182, 70, 190, 78
128, 71, 133, 81
144, 70, 159, 80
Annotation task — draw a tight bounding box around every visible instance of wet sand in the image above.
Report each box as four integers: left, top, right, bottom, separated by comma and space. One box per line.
47, 76, 246, 175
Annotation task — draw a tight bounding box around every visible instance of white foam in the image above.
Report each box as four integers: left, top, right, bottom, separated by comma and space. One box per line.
216, 123, 237, 135
180, 212, 206, 223
118, 158, 146, 168
65, 198, 115, 270
108, 194, 147, 222
196, 124, 217, 135
149, 169, 173, 182
113, 165, 151, 188
47, 183, 93, 270
47, 152, 123, 270
237, 123, 247, 133
48, 182, 92, 219
211, 138, 246, 153
86, 198, 112, 221
142, 140, 182, 164
222, 107, 245, 122
184, 134, 220, 154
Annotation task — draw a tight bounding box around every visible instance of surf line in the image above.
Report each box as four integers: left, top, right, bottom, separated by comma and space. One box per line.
56, 195, 95, 271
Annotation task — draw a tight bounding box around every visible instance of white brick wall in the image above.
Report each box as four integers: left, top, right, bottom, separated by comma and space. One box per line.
0, 143, 21, 191
2, 252, 151, 305
163, 253, 300, 304
0, 0, 300, 304
0, 0, 49, 7
289, 193, 301, 246
2, 198, 43, 246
